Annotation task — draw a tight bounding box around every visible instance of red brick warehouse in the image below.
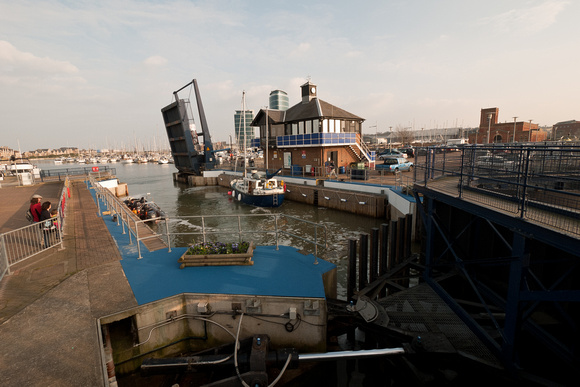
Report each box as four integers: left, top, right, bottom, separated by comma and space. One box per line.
469, 107, 546, 144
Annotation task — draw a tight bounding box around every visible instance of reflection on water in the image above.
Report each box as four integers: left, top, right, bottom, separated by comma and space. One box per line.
38, 160, 387, 298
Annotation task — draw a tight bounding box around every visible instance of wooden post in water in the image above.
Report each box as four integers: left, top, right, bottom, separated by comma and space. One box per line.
347, 238, 358, 301
359, 233, 369, 290
395, 217, 405, 287
396, 216, 404, 265
404, 213, 412, 259
388, 219, 397, 271
404, 213, 413, 288
379, 223, 389, 298
369, 228, 379, 285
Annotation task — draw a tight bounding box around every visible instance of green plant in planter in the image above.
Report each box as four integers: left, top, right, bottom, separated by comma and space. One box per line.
185, 241, 250, 256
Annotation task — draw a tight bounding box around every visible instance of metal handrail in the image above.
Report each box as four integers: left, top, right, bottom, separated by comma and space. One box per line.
90, 177, 329, 263
0, 176, 70, 282
413, 144, 580, 235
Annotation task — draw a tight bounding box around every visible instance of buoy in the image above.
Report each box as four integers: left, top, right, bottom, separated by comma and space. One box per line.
228, 190, 232, 195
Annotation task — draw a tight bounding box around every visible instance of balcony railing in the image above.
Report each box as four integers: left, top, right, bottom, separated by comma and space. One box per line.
276, 132, 357, 147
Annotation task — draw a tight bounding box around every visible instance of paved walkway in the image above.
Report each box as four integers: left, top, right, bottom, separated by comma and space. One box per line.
0, 178, 137, 386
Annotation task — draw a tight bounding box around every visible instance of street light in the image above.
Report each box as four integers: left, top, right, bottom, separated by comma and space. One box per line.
389, 126, 392, 150
528, 119, 533, 142
512, 116, 517, 143
369, 122, 378, 146
487, 113, 492, 144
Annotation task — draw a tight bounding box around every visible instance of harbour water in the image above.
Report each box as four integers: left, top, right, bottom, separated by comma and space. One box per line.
36, 160, 387, 299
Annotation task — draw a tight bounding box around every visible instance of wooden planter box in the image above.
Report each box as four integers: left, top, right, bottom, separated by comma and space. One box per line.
178, 243, 254, 268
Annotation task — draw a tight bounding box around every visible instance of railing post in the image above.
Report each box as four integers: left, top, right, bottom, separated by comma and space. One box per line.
136, 219, 142, 259
458, 148, 465, 198
56, 215, 65, 251
519, 148, 532, 219
165, 217, 171, 253
1, 234, 10, 276
275, 215, 279, 250
127, 214, 132, 245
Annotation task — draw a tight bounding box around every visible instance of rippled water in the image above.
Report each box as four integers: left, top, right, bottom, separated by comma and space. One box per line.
37, 160, 387, 298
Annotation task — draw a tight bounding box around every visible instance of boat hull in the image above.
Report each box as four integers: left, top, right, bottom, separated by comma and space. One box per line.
231, 188, 284, 207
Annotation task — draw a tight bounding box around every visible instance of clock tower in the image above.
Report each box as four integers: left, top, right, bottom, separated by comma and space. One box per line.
301, 81, 317, 103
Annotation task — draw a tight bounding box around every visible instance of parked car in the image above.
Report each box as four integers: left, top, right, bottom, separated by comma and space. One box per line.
378, 150, 406, 160
397, 147, 415, 158
375, 157, 414, 173
475, 155, 515, 169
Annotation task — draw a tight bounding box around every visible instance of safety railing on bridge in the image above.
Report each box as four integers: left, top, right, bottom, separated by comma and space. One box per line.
414, 144, 580, 236
90, 177, 328, 262
41, 166, 116, 182
0, 177, 71, 283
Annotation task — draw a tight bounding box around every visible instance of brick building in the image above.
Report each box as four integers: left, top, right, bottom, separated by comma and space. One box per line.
251, 82, 371, 173
0, 146, 16, 160
553, 120, 580, 140
469, 107, 546, 144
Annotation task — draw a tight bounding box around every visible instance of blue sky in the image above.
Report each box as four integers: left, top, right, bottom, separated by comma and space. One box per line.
1, 0, 578, 151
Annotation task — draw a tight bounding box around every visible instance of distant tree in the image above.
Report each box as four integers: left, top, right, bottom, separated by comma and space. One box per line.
395, 126, 415, 145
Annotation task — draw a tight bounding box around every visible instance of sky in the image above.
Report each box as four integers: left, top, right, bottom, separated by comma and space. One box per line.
1, 0, 578, 152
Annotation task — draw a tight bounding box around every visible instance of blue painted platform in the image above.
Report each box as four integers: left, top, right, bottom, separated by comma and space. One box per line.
90, 185, 336, 305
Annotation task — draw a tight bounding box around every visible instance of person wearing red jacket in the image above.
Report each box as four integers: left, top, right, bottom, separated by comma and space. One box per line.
29, 194, 42, 222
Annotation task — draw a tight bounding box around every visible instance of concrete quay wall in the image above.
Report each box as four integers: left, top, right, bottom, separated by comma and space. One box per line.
173, 171, 414, 220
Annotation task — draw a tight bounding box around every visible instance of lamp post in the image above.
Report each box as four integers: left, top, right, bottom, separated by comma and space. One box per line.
528, 119, 533, 142
369, 122, 377, 147
389, 126, 392, 150
487, 113, 492, 144
512, 116, 517, 143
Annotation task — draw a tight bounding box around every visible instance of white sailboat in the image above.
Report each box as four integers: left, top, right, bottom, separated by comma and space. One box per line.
229, 92, 285, 208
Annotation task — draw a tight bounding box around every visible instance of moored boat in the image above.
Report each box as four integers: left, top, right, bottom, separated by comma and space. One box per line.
230, 170, 285, 207
0, 157, 36, 175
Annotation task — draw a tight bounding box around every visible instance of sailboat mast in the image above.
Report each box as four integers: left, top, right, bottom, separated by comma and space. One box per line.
243, 91, 247, 177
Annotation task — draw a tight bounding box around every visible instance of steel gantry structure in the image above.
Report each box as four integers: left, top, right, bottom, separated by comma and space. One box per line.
412, 144, 580, 384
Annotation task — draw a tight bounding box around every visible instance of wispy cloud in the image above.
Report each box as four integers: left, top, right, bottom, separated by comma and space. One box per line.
0, 40, 78, 75
143, 55, 167, 67
0, 40, 84, 93
478, 0, 569, 35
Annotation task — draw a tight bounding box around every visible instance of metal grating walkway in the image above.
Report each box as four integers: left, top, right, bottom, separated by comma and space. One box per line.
377, 283, 501, 367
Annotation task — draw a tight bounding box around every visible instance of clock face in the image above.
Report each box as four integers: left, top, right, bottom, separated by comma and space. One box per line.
311, 87, 316, 93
